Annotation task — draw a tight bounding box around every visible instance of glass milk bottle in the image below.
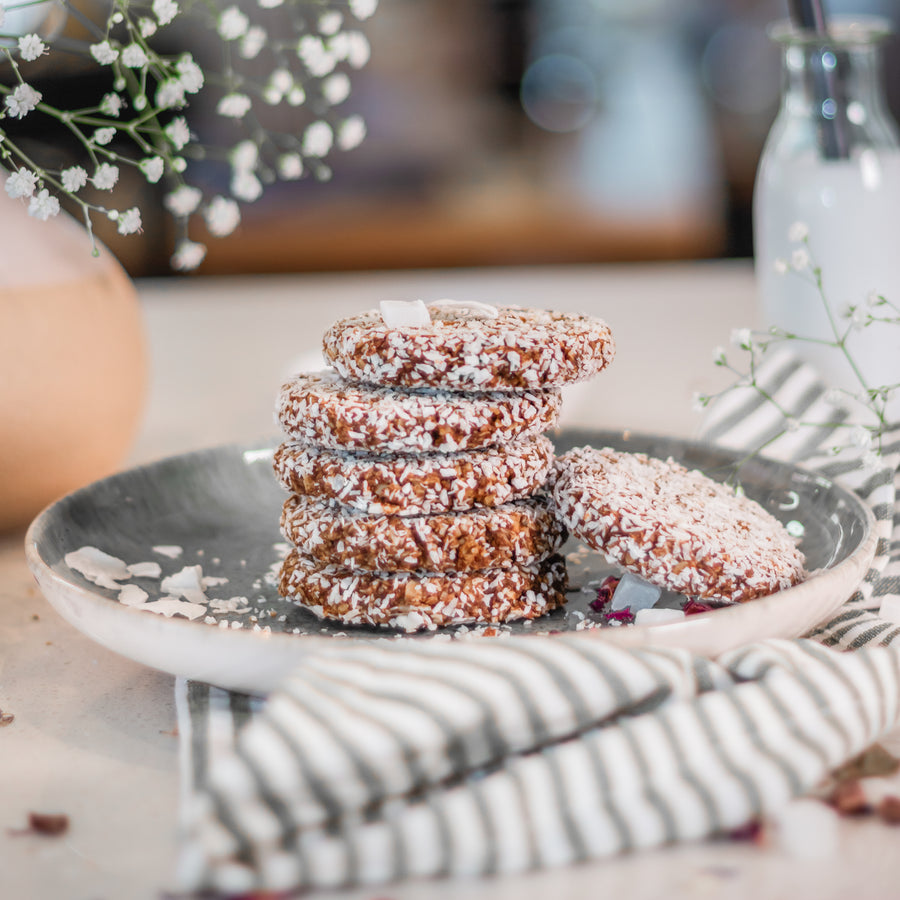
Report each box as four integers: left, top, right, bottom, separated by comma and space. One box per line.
754, 17, 900, 423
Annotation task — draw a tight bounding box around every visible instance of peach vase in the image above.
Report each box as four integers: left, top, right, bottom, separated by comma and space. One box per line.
0, 188, 147, 532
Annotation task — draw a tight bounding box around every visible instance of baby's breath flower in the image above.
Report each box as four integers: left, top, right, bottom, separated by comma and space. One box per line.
337, 115, 366, 150
204, 196, 241, 236
240, 26, 267, 60
217, 93, 252, 119
258, 0, 284, 8
330, 31, 370, 68
730, 327, 752, 350
5, 168, 38, 199
286, 86, 306, 107
218, 6, 250, 40
90, 41, 119, 65
791, 248, 810, 271
164, 117, 191, 150
164, 184, 202, 216
231, 169, 263, 202
278, 153, 303, 179
850, 425, 872, 449
171, 239, 206, 271
5, 83, 41, 119
93, 127, 116, 146
848, 305, 868, 330
322, 72, 351, 105
92, 162, 120, 190
774, 258, 789, 274
171, 157, 187, 173
153, 0, 179, 27
271, 69, 293, 94
349, 0, 378, 19
99, 93, 124, 117
788, 221, 809, 242
61, 166, 88, 193
28, 188, 59, 220
177, 54, 204, 93
139, 17, 157, 38
298, 35, 337, 77
139, 156, 165, 183
691, 392, 710, 413
712, 346, 727, 366
156, 79, 186, 109
116, 207, 142, 235
867, 290, 884, 307
302, 120, 333, 156
319, 11, 343, 34
18, 34, 46, 61
231, 140, 259, 171
133, 95, 148, 111
121, 44, 149, 68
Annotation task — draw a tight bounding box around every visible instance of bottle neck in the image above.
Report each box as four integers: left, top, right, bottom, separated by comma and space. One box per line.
779, 39, 897, 152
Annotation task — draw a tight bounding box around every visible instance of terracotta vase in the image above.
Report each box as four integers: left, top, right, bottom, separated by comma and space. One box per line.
0, 188, 147, 532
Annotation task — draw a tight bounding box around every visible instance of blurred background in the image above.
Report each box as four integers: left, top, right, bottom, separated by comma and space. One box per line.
9, 0, 900, 276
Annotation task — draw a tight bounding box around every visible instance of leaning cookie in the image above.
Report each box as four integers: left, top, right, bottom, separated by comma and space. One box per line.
322, 303, 615, 391
280, 494, 566, 572
276, 370, 561, 453
552, 446, 806, 603
274, 435, 555, 515
279, 549, 568, 631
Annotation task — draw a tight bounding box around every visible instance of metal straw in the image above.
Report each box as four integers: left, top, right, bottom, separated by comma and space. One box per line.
788, 0, 851, 159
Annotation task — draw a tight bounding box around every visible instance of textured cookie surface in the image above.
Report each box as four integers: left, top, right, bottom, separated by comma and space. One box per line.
280, 549, 568, 631
552, 446, 806, 602
280, 494, 566, 572
276, 370, 561, 453
322, 304, 615, 391
274, 435, 555, 516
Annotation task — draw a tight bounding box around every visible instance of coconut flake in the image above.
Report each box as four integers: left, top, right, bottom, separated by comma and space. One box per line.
379, 300, 430, 328
64, 546, 131, 590
428, 298, 499, 319
153, 545, 183, 559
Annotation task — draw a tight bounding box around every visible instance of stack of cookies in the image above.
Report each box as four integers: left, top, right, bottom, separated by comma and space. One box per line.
273, 300, 615, 632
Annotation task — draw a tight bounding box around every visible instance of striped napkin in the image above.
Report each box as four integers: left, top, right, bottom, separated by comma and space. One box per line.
176, 350, 900, 896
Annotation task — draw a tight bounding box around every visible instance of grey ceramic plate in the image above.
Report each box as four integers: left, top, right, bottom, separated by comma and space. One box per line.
26, 430, 876, 694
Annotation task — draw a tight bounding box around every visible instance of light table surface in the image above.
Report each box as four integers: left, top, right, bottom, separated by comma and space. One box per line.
2, 261, 898, 899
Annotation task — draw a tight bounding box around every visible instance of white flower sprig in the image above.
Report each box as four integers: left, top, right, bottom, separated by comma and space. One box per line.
0, 0, 377, 269
695, 221, 898, 460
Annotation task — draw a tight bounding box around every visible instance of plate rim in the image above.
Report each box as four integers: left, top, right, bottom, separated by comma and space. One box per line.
24, 431, 878, 690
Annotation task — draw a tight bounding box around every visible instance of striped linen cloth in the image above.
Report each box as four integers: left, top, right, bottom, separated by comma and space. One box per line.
176, 351, 900, 895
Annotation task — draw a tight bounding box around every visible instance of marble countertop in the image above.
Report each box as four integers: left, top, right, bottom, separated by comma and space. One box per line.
3, 260, 898, 899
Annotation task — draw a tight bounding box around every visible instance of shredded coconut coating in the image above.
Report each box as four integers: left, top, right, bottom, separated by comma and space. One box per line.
274, 435, 555, 516
276, 369, 561, 453
322, 305, 615, 391
280, 550, 568, 631
280, 495, 566, 572
552, 446, 806, 602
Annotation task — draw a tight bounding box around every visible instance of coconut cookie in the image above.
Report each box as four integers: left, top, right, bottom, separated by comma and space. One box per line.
321, 303, 615, 391
280, 549, 568, 631
552, 446, 806, 603
280, 494, 566, 572
276, 370, 561, 453
274, 435, 555, 516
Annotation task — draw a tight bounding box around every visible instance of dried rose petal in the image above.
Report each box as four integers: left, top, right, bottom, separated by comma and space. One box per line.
27, 813, 69, 836
590, 576, 620, 612
728, 819, 764, 844
877, 796, 900, 824
683, 599, 716, 616
604, 607, 634, 624
828, 779, 870, 816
